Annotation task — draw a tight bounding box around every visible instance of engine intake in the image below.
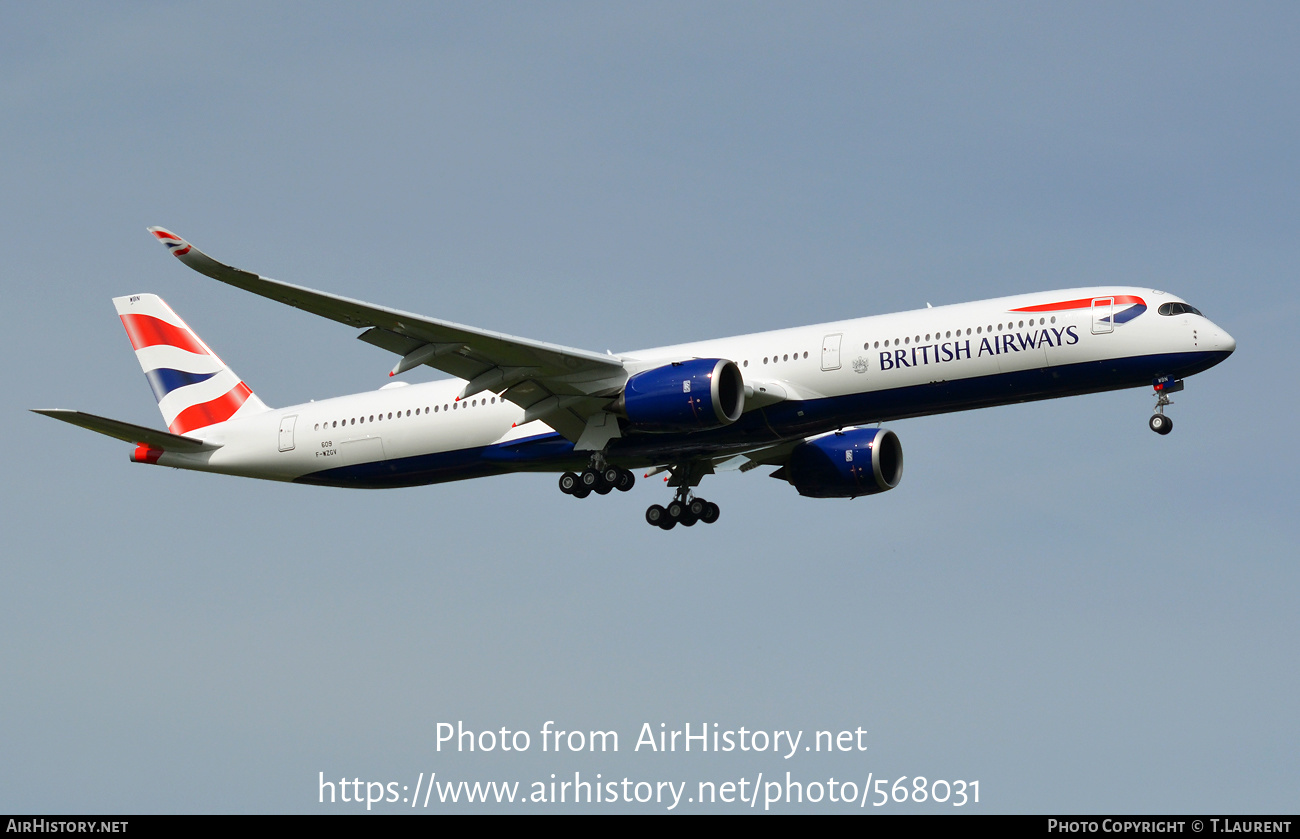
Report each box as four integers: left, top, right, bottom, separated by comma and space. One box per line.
616, 358, 745, 432
778, 428, 903, 498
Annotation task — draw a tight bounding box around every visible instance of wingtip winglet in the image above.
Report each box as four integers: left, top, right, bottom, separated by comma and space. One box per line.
146, 226, 192, 257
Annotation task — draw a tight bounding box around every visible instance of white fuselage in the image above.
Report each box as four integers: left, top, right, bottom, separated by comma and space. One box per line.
149, 286, 1235, 488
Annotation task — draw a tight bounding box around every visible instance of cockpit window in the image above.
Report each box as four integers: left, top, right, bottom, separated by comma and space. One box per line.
1158, 302, 1203, 317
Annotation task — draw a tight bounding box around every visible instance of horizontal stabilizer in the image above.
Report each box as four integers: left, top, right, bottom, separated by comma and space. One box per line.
31, 409, 221, 452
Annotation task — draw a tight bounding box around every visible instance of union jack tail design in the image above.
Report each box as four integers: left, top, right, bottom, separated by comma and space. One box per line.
147, 227, 192, 256
112, 294, 270, 435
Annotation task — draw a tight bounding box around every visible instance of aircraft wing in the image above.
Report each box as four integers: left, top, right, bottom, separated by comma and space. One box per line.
31, 409, 221, 452
147, 228, 629, 442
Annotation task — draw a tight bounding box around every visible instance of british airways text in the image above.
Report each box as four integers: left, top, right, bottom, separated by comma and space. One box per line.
878, 326, 1080, 371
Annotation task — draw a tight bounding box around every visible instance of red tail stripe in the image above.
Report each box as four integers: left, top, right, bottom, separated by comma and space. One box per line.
168, 382, 252, 435
132, 444, 164, 464
1010, 295, 1145, 313
120, 314, 209, 355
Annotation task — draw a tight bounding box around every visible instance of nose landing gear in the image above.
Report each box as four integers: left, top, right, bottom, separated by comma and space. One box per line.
1149, 376, 1183, 435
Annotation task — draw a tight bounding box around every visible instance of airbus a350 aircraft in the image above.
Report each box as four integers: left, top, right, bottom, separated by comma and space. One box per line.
36, 228, 1236, 529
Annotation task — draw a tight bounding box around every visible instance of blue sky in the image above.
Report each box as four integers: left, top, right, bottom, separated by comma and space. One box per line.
3, 3, 1296, 812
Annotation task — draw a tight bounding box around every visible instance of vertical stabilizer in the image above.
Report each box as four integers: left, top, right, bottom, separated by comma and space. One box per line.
113, 294, 270, 434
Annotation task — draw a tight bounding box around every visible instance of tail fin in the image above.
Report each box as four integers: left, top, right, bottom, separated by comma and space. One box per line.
113, 293, 270, 434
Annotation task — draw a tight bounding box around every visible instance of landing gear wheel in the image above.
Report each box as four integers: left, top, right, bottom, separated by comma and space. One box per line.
652, 462, 719, 529
572, 485, 591, 499
616, 469, 635, 492
602, 466, 621, 486
1149, 414, 1173, 435
647, 504, 675, 530
558, 472, 579, 495
580, 469, 600, 491
1149, 379, 1180, 436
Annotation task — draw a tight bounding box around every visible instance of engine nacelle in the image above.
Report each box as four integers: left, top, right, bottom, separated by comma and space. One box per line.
616, 358, 745, 432
779, 428, 903, 498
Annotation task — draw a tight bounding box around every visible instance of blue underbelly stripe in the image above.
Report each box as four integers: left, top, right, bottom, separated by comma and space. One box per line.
294, 350, 1231, 489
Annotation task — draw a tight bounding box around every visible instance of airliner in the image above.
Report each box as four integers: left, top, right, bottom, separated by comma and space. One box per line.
35, 228, 1236, 529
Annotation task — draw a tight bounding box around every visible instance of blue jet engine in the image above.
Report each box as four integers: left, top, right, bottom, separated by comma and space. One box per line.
774, 428, 904, 498
615, 358, 745, 432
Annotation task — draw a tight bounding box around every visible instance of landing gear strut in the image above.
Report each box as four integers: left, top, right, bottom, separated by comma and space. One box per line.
645, 467, 720, 530
1149, 376, 1183, 436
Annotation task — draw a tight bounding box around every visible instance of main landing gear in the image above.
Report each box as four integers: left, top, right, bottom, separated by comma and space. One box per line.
644, 461, 721, 530
558, 465, 635, 498
1149, 376, 1184, 436
645, 491, 720, 530
561, 455, 722, 529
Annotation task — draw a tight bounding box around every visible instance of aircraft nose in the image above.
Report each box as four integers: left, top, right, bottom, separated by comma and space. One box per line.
1205, 323, 1236, 355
